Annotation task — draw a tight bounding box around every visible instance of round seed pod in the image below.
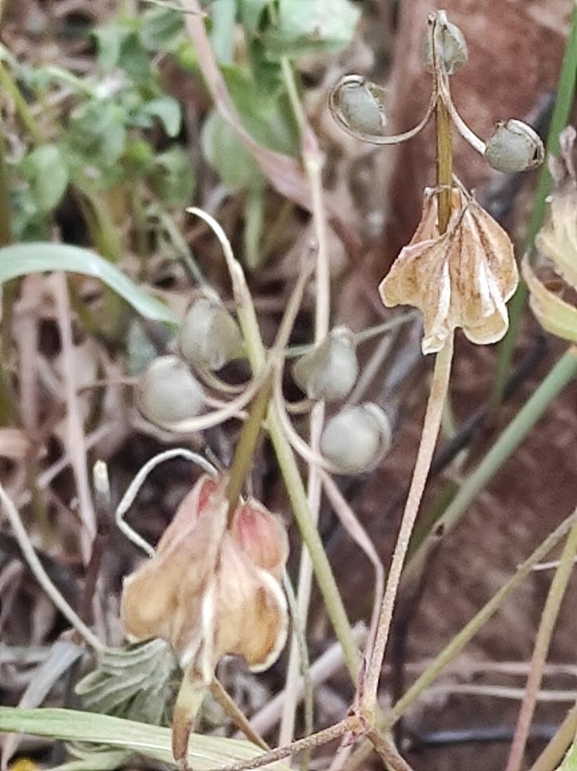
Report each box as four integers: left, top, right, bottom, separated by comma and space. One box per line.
484, 119, 544, 173
331, 75, 386, 135
136, 355, 204, 425
293, 328, 359, 402
178, 296, 243, 371
320, 403, 391, 475
423, 15, 468, 75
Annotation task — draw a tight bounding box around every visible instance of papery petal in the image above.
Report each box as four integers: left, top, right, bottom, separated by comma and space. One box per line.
211, 535, 288, 672
121, 474, 227, 664
380, 187, 518, 354
536, 187, 577, 289
231, 498, 288, 578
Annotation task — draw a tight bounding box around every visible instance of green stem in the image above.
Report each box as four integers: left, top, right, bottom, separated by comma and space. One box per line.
344, 504, 577, 771
492, 4, 577, 405
505, 514, 577, 771
224, 375, 272, 518
268, 407, 361, 681
405, 348, 577, 579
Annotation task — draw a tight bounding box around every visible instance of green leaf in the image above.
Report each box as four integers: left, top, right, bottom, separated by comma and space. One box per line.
201, 111, 263, 191
94, 25, 130, 72
0, 707, 290, 771
148, 146, 195, 207
0, 243, 179, 325
239, 0, 272, 35
263, 0, 361, 58
140, 5, 184, 52
20, 144, 69, 214
118, 31, 151, 84
221, 65, 298, 155
142, 96, 182, 137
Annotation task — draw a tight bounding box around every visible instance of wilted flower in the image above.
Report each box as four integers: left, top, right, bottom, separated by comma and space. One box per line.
120, 474, 288, 761
523, 126, 577, 343
379, 187, 519, 354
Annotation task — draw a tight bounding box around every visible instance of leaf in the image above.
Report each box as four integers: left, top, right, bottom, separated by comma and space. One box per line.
142, 96, 182, 138
19, 144, 70, 214
239, 0, 272, 35
148, 147, 196, 207
94, 25, 130, 72
201, 111, 263, 191
263, 0, 361, 59
140, 5, 185, 52
0, 708, 290, 771
0, 243, 179, 325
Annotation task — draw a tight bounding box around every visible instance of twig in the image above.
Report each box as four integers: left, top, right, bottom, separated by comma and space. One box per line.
0, 484, 103, 652
505, 515, 577, 771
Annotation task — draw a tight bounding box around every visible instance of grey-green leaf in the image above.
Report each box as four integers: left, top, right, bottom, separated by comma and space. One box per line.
0, 243, 179, 325
0, 707, 290, 770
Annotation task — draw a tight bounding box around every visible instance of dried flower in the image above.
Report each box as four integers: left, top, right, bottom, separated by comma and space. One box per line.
121, 472, 288, 686
379, 187, 518, 354
523, 126, 577, 343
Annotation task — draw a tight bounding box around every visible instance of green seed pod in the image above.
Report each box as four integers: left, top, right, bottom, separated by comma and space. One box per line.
293, 328, 359, 402
136, 355, 204, 425
423, 12, 468, 75
484, 119, 544, 173
320, 403, 391, 475
331, 75, 386, 135
178, 296, 243, 371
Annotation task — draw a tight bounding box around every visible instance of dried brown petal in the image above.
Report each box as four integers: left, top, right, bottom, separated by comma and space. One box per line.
231, 498, 289, 578
121, 475, 227, 666
379, 188, 518, 354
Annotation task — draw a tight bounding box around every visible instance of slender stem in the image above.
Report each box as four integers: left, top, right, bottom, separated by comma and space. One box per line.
505, 515, 577, 771
344, 504, 577, 771
0, 484, 103, 652
404, 348, 577, 583
359, 336, 453, 719
268, 406, 361, 681
435, 95, 453, 231
224, 375, 272, 517
528, 703, 577, 771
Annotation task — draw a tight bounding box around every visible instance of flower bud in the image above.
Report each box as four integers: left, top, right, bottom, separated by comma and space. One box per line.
330, 75, 386, 135
484, 120, 544, 173
320, 403, 391, 475
136, 355, 204, 425
423, 12, 468, 75
293, 328, 359, 402
178, 296, 243, 371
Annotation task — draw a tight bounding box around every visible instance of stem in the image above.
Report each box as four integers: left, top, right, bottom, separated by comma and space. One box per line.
404, 348, 577, 582
528, 703, 577, 771
435, 95, 453, 231
224, 376, 272, 517
505, 515, 577, 771
359, 336, 453, 719
344, 504, 577, 771
0, 484, 103, 652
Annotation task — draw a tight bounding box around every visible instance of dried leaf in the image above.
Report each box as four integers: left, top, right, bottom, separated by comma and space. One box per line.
522, 257, 577, 344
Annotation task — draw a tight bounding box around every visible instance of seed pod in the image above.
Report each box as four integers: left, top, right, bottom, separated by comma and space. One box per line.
331, 75, 386, 135
484, 119, 544, 173
178, 296, 243, 371
320, 403, 391, 475
423, 12, 468, 75
293, 328, 359, 402
136, 355, 204, 425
